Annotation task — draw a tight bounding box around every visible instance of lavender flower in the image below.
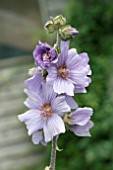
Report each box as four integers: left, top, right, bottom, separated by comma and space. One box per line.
47, 41, 91, 96
66, 107, 94, 136
33, 41, 57, 68
18, 83, 70, 143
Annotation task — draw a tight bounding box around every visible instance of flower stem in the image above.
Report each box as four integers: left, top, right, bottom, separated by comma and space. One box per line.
55, 31, 61, 54
49, 136, 57, 170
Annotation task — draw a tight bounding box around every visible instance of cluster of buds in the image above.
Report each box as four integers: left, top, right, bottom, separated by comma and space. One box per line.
45, 15, 78, 41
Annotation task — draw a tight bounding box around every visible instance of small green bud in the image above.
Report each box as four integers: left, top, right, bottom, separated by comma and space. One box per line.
59, 25, 79, 41
44, 20, 55, 33
53, 15, 66, 29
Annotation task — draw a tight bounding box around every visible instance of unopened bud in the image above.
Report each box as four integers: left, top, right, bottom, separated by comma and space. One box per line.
44, 166, 50, 170
44, 20, 55, 33
53, 15, 66, 29
59, 25, 79, 41
28, 67, 42, 76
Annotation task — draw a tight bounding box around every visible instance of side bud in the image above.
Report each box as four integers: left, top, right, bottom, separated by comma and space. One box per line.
59, 25, 79, 41
44, 20, 55, 33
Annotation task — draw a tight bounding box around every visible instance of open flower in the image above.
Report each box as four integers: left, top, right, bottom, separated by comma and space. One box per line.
18, 83, 70, 143
66, 107, 94, 136
47, 41, 91, 96
33, 41, 57, 68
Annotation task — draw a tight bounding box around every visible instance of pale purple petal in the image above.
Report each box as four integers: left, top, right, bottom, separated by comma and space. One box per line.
18, 110, 44, 135
25, 73, 44, 92
32, 131, 47, 146
70, 121, 94, 137
56, 41, 69, 67
60, 40, 69, 54
68, 48, 77, 58
42, 83, 57, 103
53, 78, 74, 96
46, 66, 58, 83
24, 89, 43, 109
52, 96, 70, 115
69, 107, 93, 126
74, 86, 87, 93
43, 114, 65, 142
65, 95, 78, 109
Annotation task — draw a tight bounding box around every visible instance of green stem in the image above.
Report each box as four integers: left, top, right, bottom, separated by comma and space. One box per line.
49, 136, 57, 170
55, 31, 61, 54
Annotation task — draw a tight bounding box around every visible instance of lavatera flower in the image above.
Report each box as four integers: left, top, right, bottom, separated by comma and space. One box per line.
47, 41, 91, 96
33, 41, 58, 69
18, 83, 70, 145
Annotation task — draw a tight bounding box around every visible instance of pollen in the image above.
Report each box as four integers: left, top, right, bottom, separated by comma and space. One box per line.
41, 104, 53, 118
58, 66, 70, 79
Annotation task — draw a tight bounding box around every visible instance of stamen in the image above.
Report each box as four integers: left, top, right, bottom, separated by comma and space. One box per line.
41, 104, 53, 118
58, 66, 70, 79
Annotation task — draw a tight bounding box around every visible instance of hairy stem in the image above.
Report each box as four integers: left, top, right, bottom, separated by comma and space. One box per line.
49, 136, 57, 170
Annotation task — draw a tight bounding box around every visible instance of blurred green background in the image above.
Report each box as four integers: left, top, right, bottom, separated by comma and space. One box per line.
0, 0, 113, 170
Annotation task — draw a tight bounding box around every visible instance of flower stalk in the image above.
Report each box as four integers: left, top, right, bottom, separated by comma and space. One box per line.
49, 136, 57, 170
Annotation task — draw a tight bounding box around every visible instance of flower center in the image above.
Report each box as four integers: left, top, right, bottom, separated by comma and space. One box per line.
43, 53, 51, 62
58, 66, 70, 79
41, 104, 53, 118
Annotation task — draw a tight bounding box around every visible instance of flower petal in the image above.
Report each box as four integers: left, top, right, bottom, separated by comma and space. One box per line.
52, 96, 70, 115
18, 110, 43, 135
65, 95, 78, 109
32, 131, 47, 146
43, 114, 65, 142
25, 73, 44, 92
42, 83, 57, 103
70, 121, 94, 137
53, 78, 74, 96
69, 107, 93, 126
24, 89, 43, 109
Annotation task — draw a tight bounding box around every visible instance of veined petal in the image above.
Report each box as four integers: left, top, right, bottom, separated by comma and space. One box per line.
65, 95, 78, 109
68, 48, 77, 58
42, 83, 57, 103
46, 66, 57, 83
74, 86, 87, 93
70, 121, 94, 137
52, 96, 70, 115
25, 73, 44, 92
24, 89, 43, 109
32, 131, 47, 146
53, 78, 74, 96
43, 114, 65, 142
18, 110, 43, 135
69, 107, 93, 126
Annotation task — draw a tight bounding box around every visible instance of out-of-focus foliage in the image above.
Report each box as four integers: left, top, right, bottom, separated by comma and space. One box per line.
66, 0, 113, 56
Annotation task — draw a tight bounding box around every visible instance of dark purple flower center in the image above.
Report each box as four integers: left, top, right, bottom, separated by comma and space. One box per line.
41, 104, 53, 118
58, 66, 70, 79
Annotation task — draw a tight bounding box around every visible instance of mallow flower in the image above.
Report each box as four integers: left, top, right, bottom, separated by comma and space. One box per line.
18, 83, 70, 143
33, 41, 57, 68
65, 107, 94, 136
47, 41, 91, 96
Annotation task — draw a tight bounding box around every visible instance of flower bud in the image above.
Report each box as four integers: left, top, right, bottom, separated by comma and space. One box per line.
44, 166, 50, 170
53, 15, 66, 29
28, 67, 42, 76
44, 20, 55, 33
59, 25, 79, 41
